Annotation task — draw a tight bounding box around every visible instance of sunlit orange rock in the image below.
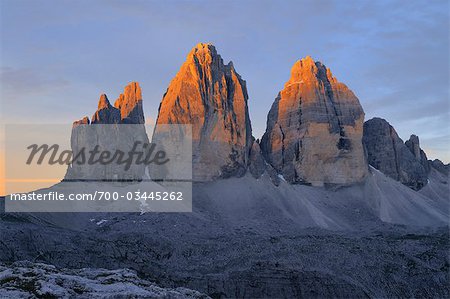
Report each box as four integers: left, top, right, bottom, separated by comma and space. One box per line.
114, 82, 144, 124
260, 56, 368, 186
155, 43, 252, 181
73, 116, 90, 127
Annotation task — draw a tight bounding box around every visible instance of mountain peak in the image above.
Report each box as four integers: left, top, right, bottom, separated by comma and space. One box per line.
186, 43, 220, 65
97, 94, 111, 110
114, 82, 144, 124
190, 43, 216, 55
92, 93, 120, 124
194, 42, 214, 49
156, 44, 252, 181
300, 55, 315, 63
261, 57, 367, 186
287, 57, 341, 89
292, 56, 320, 68
363, 118, 429, 190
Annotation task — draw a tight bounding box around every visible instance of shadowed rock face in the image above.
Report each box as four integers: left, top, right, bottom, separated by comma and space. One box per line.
260, 56, 368, 186
91, 94, 121, 124
430, 159, 449, 175
363, 117, 428, 190
74, 82, 145, 127
155, 43, 252, 181
248, 138, 266, 179
405, 134, 430, 174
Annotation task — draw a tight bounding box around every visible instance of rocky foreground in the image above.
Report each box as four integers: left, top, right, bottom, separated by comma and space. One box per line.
0, 261, 208, 299
1, 166, 449, 298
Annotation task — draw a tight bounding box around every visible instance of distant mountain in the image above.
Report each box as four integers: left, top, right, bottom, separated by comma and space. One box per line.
363, 117, 448, 190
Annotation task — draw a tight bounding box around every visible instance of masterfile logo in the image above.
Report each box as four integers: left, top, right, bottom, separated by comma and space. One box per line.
4, 124, 192, 213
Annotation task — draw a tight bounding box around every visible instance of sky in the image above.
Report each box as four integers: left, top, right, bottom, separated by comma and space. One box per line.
0, 0, 449, 182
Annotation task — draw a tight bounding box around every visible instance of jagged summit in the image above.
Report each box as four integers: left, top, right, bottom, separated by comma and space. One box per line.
114, 82, 144, 124
261, 57, 368, 186
92, 94, 120, 124
363, 117, 430, 190
186, 43, 219, 65
97, 94, 111, 109
155, 43, 252, 181
186, 43, 237, 71
67, 82, 148, 181
73, 82, 145, 126
189, 42, 215, 54
73, 116, 90, 127
290, 55, 321, 72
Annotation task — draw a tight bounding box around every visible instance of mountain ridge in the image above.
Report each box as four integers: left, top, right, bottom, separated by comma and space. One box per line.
67, 43, 449, 191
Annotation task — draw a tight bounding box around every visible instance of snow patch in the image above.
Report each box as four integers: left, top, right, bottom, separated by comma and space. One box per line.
278, 174, 286, 182
96, 220, 107, 226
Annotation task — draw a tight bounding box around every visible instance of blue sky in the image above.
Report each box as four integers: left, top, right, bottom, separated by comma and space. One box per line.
1, 0, 449, 162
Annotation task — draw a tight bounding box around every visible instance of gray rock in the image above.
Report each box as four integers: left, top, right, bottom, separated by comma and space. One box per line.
363, 117, 428, 190
247, 138, 281, 185
1, 165, 449, 298
248, 138, 266, 179
0, 261, 209, 298
405, 134, 430, 174
430, 159, 450, 175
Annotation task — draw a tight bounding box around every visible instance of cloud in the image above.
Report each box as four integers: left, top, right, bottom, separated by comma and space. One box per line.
0, 67, 70, 100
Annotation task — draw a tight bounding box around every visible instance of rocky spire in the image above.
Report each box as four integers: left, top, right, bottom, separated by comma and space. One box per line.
363, 117, 428, 190
260, 56, 368, 186
405, 134, 430, 173
91, 94, 121, 124
67, 82, 148, 181
155, 43, 252, 181
114, 82, 145, 124
73, 116, 90, 127
98, 94, 110, 109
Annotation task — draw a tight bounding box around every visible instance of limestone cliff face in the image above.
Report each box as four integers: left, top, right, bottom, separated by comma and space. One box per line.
363, 118, 428, 190
260, 56, 368, 186
155, 43, 252, 181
